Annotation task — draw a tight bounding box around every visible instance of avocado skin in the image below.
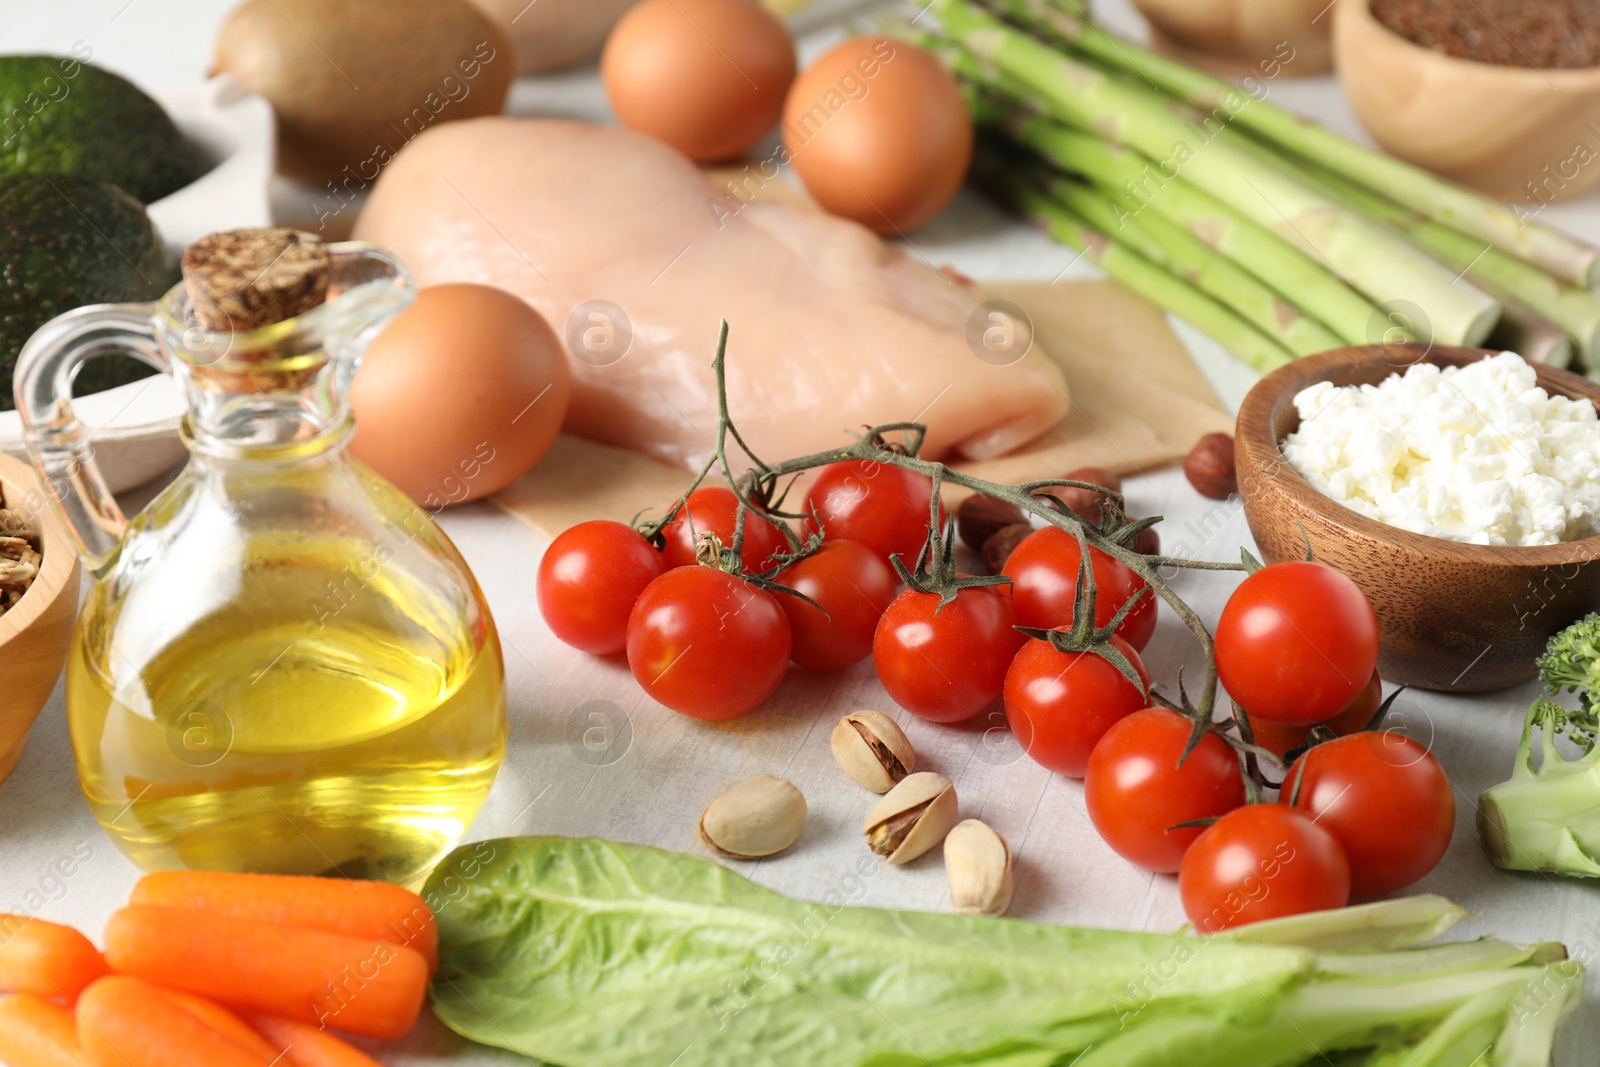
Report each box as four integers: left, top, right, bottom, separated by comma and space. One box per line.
1, 175, 170, 412
0, 55, 204, 203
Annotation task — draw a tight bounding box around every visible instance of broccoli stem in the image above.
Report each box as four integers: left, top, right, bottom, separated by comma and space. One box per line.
1477, 702, 1600, 877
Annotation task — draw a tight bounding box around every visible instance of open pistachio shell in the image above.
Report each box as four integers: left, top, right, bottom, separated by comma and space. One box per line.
862, 771, 957, 865
831, 709, 916, 793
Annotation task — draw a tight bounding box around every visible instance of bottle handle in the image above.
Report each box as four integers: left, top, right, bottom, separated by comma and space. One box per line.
13, 302, 169, 574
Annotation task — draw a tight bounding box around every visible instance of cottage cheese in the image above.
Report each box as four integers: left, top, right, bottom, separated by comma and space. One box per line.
1281, 353, 1600, 547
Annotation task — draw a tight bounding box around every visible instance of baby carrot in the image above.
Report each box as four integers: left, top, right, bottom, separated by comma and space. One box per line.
248, 1014, 385, 1067
130, 871, 438, 972
158, 989, 281, 1060
0, 915, 110, 1002
104, 905, 428, 1041
75, 976, 272, 1067
0, 993, 86, 1067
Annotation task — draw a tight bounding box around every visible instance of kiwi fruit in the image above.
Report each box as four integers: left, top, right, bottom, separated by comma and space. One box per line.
212, 0, 513, 184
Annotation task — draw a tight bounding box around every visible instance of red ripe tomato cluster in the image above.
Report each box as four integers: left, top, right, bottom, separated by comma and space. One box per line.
536, 464, 945, 721
537, 466, 1457, 933
1065, 558, 1453, 932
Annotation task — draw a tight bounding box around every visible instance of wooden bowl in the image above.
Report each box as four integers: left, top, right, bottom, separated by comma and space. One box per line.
0, 451, 80, 784
1130, 0, 1332, 77
1237, 344, 1600, 693
1335, 0, 1600, 201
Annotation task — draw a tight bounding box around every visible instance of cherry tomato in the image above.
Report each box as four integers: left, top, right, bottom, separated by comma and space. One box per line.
1286, 731, 1454, 897
1001, 526, 1156, 650
1179, 804, 1351, 932
873, 584, 1025, 724
775, 540, 897, 671
802, 460, 944, 569
1003, 634, 1149, 779
1216, 560, 1378, 726
626, 567, 791, 720
1247, 670, 1383, 758
661, 486, 790, 574
1084, 708, 1247, 873
537, 520, 666, 655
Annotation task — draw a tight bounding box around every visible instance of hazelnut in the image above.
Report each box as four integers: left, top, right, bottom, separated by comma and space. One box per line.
957, 494, 1026, 550
1037, 466, 1123, 524
1184, 433, 1238, 500
1131, 525, 1160, 556
981, 522, 1033, 574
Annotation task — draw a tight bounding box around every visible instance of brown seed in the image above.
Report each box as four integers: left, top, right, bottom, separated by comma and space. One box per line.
1184, 433, 1238, 500
956, 494, 1026, 550
1037, 466, 1123, 524
981, 523, 1033, 574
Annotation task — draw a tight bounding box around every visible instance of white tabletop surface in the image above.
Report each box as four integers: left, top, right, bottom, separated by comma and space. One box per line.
5, 3, 1600, 1064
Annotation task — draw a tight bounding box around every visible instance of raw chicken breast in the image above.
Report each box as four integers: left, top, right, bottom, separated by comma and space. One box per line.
354, 118, 1067, 471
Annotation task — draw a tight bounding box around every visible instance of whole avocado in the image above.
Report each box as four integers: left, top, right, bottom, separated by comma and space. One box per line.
1, 175, 167, 411
0, 54, 203, 203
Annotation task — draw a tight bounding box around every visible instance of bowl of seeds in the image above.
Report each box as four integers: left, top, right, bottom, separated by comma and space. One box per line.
0, 451, 80, 785
1335, 0, 1600, 200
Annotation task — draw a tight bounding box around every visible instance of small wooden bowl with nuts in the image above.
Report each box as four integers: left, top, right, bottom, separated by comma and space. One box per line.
1236, 344, 1600, 693
0, 451, 81, 784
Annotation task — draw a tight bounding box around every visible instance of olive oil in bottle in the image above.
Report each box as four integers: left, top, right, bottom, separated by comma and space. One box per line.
17, 235, 508, 885
70, 528, 507, 886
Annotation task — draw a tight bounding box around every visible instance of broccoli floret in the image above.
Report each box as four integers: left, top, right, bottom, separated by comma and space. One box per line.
1535, 612, 1600, 737
1474, 616, 1600, 876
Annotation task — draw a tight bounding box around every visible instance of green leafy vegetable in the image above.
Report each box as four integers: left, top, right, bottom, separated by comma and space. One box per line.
424, 837, 1580, 1067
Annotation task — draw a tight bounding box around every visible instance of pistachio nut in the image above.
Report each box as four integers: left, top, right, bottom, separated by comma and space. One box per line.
862, 771, 957, 864
699, 775, 807, 860
944, 819, 1014, 917
831, 709, 916, 793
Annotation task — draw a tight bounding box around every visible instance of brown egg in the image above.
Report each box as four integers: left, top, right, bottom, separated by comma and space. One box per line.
351, 284, 571, 508
601, 0, 795, 162
783, 37, 973, 234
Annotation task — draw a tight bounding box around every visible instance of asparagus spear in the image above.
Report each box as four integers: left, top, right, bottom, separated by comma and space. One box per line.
979, 158, 1296, 372
1283, 158, 1600, 366
995, 114, 1384, 346
932, 0, 1501, 347
1028, 163, 1343, 355
985, 0, 1600, 288
891, 19, 1388, 348
1488, 297, 1577, 370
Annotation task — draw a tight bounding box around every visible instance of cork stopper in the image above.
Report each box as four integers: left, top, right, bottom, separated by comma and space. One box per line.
181, 228, 330, 331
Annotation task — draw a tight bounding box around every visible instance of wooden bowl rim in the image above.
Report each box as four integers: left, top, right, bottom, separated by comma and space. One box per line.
1341, 0, 1600, 86
1236, 343, 1600, 564
0, 451, 79, 644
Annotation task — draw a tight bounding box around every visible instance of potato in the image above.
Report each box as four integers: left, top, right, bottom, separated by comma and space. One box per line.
213, 0, 513, 184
